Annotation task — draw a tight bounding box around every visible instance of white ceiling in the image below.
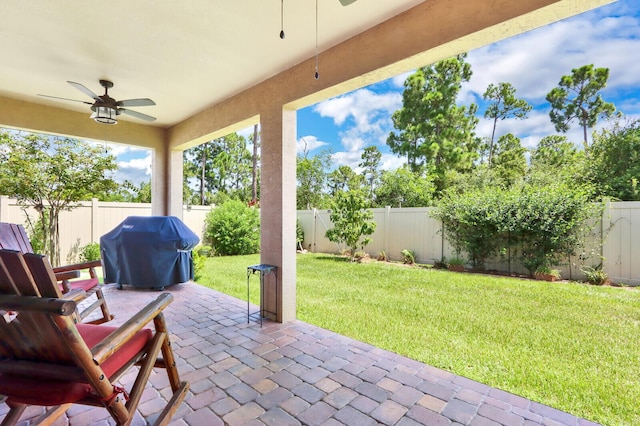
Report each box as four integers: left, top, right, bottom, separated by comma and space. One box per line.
0, 0, 424, 128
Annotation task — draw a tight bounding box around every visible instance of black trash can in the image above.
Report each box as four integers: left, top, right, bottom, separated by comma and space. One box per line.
100, 216, 200, 289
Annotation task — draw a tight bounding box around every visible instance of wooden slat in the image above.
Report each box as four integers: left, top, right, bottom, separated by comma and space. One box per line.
0, 222, 34, 253
0, 250, 40, 297
23, 253, 64, 298
0, 359, 85, 382
0, 251, 70, 361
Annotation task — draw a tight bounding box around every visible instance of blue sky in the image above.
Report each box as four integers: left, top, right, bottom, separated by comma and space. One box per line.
111, 0, 640, 184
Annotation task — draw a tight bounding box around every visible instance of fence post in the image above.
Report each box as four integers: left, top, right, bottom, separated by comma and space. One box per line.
601, 199, 612, 277
384, 206, 390, 256
312, 208, 317, 253
91, 198, 99, 243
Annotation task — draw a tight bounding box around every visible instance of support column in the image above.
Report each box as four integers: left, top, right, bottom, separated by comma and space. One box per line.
152, 140, 184, 219
260, 106, 297, 323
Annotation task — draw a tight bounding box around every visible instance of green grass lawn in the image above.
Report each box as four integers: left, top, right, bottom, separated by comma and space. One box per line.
197, 253, 640, 426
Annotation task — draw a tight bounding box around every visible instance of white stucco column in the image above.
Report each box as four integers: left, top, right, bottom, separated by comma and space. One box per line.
260, 106, 297, 323
152, 140, 184, 219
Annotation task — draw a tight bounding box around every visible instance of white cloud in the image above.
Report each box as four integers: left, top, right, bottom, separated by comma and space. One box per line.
391, 71, 411, 88
115, 154, 152, 185
379, 153, 406, 171
297, 135, 329, 155
313, 88, 401, 132
463, 10, 640, 109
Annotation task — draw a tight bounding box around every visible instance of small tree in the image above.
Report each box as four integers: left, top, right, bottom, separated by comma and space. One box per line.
0, 131, 117, 266
325, 190, 376, 262
204, 200, 260, 255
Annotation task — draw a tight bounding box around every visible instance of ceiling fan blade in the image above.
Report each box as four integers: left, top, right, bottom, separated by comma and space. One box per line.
37, 94, 93, 105
67, 81, 101, 101
117, 98, 156, 107
119, 108, 156, 122
339, 0, 357, 5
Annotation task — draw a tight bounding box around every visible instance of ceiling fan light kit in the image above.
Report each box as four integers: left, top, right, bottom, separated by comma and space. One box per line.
39, 79, 156, 125
91, 105, 118, 125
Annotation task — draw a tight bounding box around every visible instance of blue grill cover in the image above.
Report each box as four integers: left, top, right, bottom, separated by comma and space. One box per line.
100, 216, 200, 288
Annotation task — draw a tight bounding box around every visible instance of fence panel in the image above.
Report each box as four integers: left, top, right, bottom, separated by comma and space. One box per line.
2, 196, 639, 285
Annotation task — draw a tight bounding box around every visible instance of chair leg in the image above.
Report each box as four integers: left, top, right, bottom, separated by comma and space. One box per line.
32, 404, 72, 426
125, 331, 166, 419
95, 287, 113, 323
153, 313, 182, 391
80, 288, 114, 324
151, 381, 189, 426
0, 402, 26, 426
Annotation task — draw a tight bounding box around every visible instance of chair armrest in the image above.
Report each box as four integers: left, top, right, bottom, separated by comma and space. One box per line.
0, 294, 77, 316
91, 293, 173, 364
55, 270, 81, 281
54, 260, 102, 278
54, 270, 80, 293
63, 288, 87, 303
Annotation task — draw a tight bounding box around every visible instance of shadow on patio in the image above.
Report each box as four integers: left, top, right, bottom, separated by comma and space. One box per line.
1, 282, 599, 426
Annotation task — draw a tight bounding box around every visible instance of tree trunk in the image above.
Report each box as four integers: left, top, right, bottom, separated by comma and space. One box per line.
488, 118, 498, 167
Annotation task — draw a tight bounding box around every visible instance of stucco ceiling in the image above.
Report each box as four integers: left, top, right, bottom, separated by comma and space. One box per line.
0, 0, 424, 128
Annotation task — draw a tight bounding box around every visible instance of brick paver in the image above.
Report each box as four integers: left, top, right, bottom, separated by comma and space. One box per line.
0, 282, 602, 425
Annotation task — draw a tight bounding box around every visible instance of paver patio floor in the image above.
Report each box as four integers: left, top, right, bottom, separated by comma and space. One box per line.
0, 282, 600, 425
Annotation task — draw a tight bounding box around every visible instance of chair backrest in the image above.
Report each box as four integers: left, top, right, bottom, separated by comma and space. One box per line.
0, 249, 90, 374
0, 222, 34, 253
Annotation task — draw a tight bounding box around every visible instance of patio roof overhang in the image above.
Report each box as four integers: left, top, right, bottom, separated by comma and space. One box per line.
0, 0, 613, 322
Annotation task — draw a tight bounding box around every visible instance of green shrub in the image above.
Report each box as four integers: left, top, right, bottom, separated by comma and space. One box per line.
191, 247, 206, 281
80, 242, 101, 262
197, 245, 214, 257
433, 182, 596, 276
296, 220, 305, 250
432, 187, 505, 270
205, 200, 260, 256
401, 249, 415, 265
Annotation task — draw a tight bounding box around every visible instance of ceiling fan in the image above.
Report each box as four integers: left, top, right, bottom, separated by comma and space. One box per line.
38, 80, 156, 124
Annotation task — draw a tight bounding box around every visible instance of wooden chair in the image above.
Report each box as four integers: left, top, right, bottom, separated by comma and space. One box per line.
0, 249, 189, 426
0, 222, 112, 323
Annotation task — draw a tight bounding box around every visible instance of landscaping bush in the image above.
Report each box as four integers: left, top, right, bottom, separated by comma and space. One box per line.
432, 187, 505, 269
80, 242, 101, 262
433, 182, 596, 275
204, 200, 260, 255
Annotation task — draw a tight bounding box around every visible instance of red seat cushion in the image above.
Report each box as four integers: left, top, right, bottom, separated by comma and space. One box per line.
61, 277, 99, 292
0, 324, 153, 406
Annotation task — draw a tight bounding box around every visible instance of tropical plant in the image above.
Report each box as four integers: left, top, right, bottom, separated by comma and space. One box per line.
581, 264, 609, 285
401, 249, 415, 265
296, 220, 305, 251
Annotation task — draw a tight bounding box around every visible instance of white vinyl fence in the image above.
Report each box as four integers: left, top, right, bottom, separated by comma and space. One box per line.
1, 196, 638, 285
0, 197, 210, 264
297, 203, 640, 286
